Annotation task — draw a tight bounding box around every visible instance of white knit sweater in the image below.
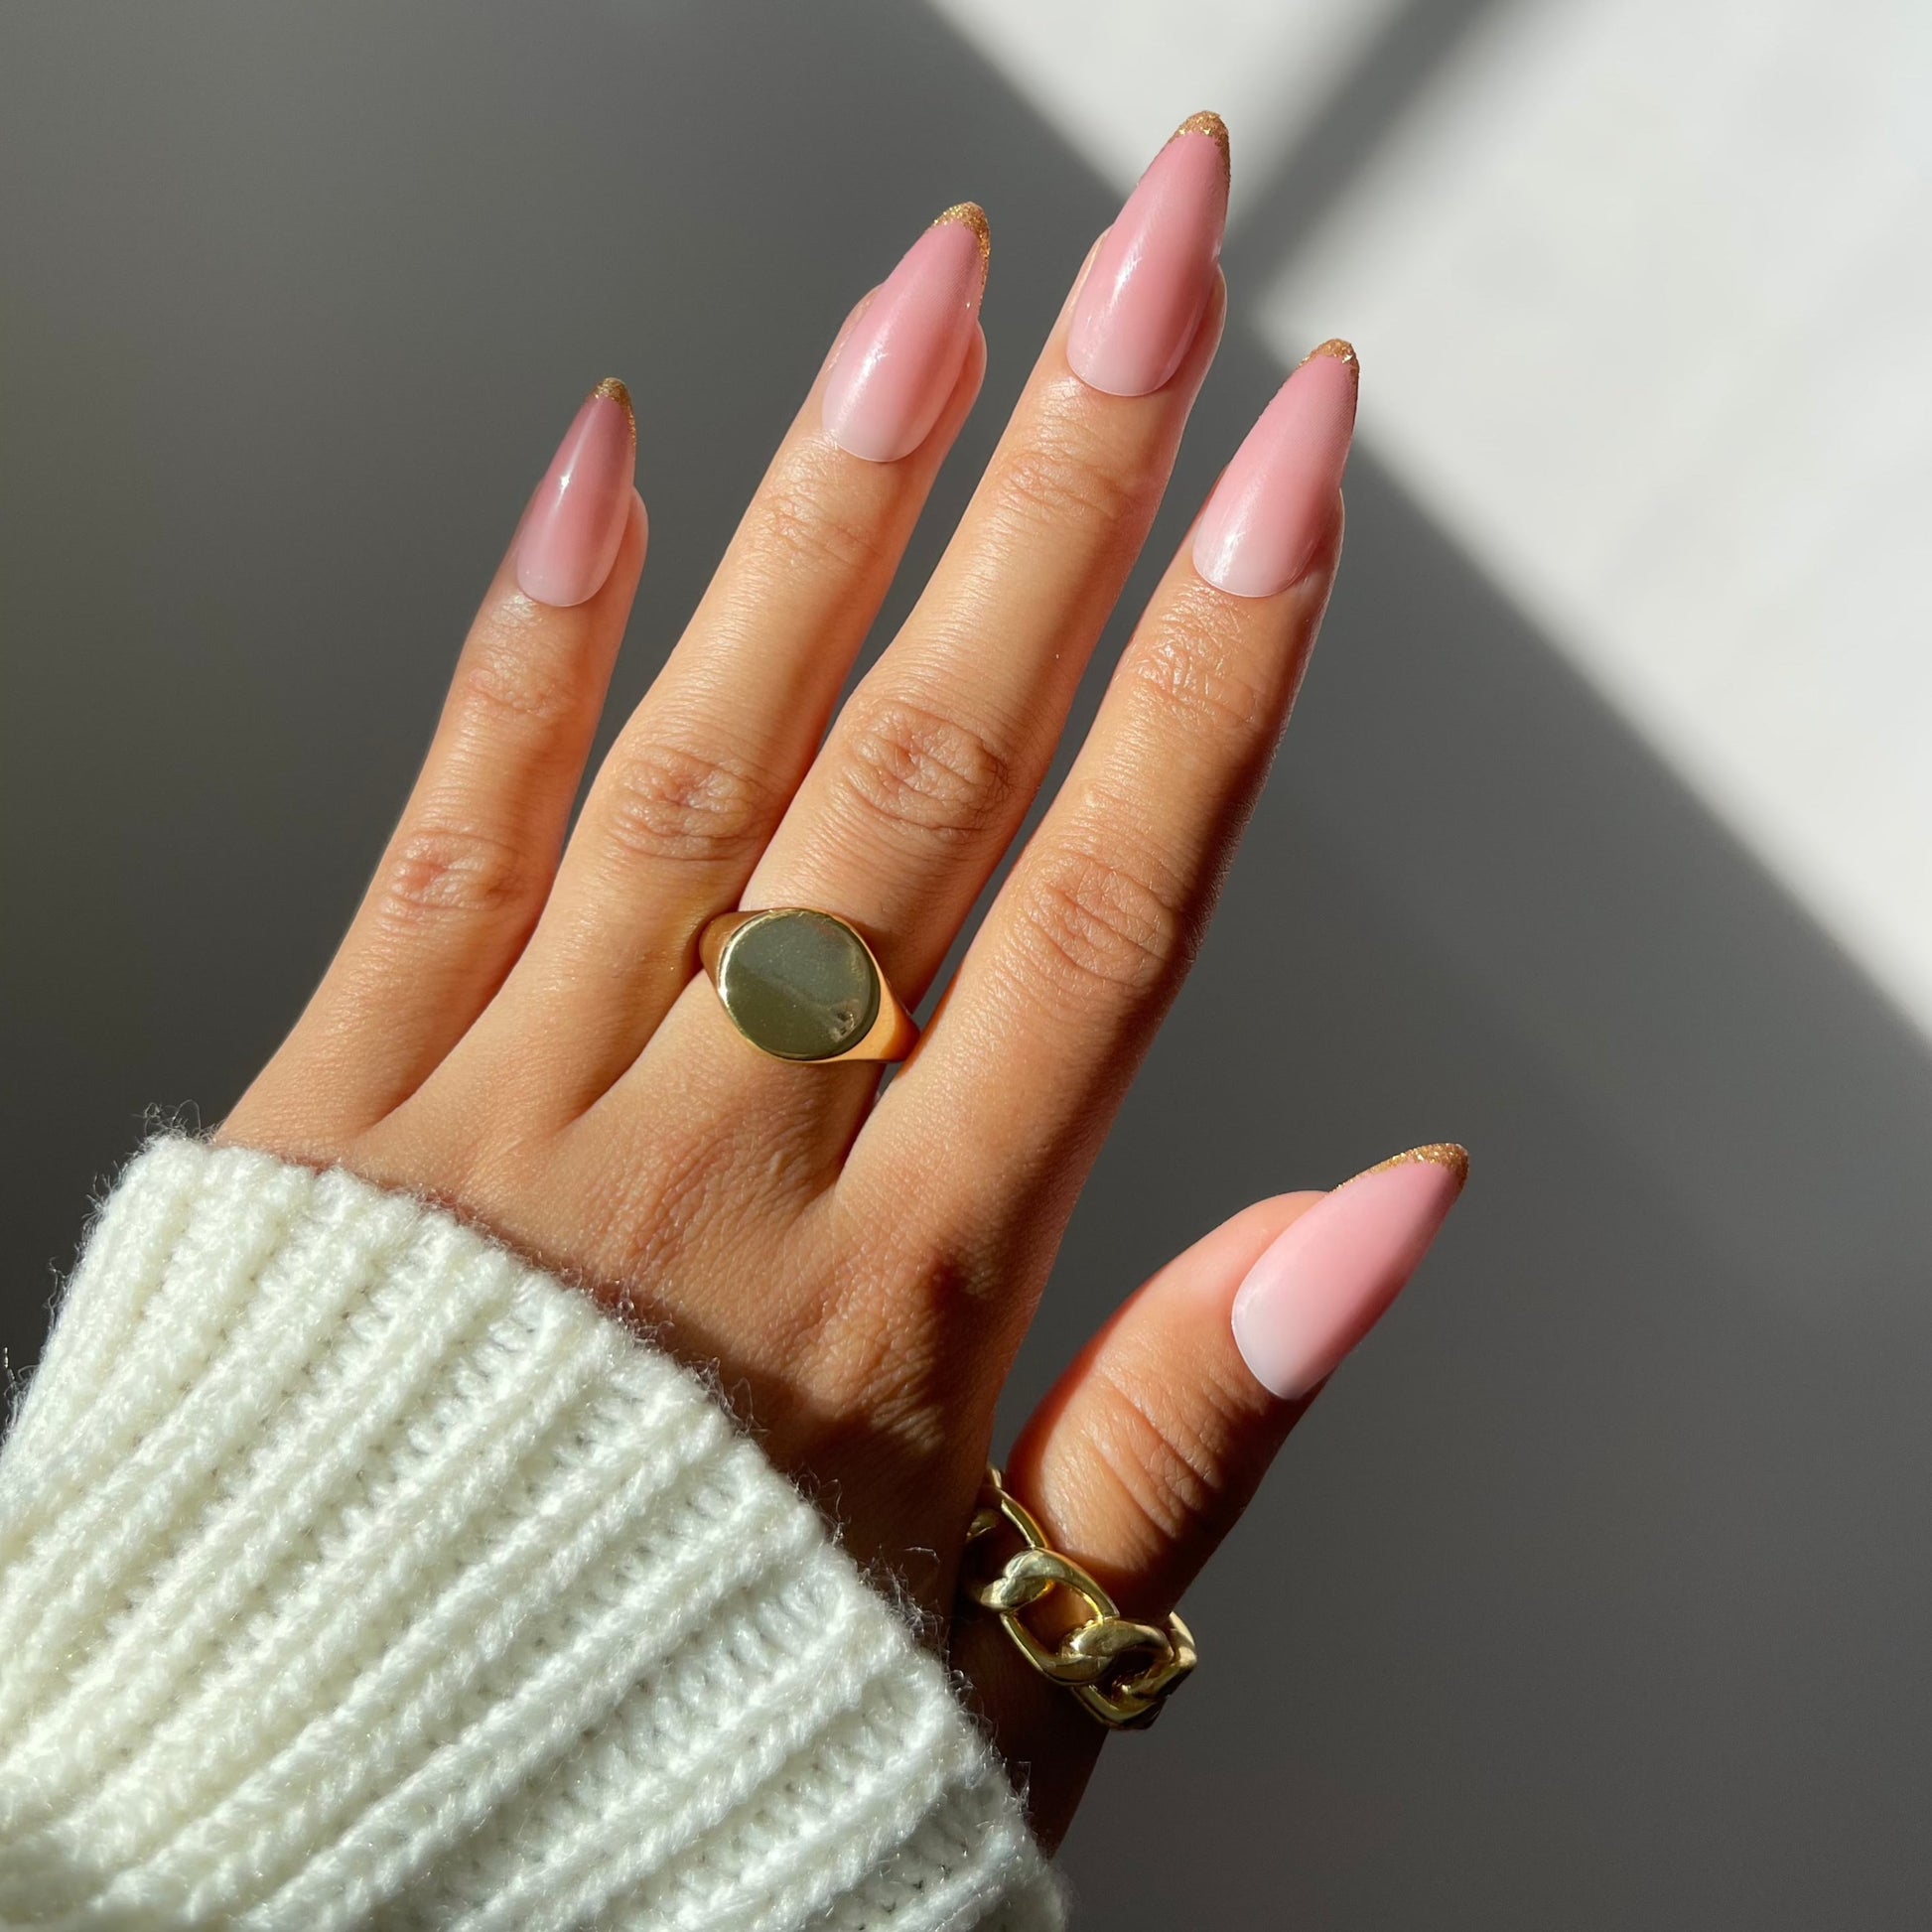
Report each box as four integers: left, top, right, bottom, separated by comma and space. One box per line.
0, 1140, 1062, 1930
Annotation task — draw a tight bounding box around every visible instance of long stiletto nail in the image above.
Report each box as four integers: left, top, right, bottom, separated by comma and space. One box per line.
1231, 1144, 1467, 1400
1192, 342, 1359, 598
513, 377, 636, 608
822, 205, 990, 463
1067, 112, 1229, 398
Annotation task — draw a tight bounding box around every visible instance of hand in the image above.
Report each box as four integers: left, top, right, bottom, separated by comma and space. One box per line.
219, 123, 1461, 1847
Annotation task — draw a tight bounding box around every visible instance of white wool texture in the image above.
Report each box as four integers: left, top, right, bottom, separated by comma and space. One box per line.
0, 1139, 1062, 1930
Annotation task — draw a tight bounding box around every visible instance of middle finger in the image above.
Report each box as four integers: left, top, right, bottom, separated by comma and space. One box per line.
733, 114, 1231, 1014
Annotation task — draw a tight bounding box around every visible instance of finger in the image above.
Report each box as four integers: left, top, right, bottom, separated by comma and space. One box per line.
962, 1145, 1468, 1843
465, 209, 990, 1117
859, 345, 1359, 1298
1020, 1147, 1466, 1607
223, 383, 643, 1153
610, 121, 1231, 1209
742, 119, 1232, 1008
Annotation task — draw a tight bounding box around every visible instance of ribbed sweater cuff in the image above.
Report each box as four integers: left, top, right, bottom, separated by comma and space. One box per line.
0, 1139, 1062, 1931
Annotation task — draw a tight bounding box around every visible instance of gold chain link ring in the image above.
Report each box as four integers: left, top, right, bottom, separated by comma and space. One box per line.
961, 1466, 1196, 1729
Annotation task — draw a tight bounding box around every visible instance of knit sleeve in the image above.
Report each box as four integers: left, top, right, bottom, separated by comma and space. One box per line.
0, 1139, 1063, 1931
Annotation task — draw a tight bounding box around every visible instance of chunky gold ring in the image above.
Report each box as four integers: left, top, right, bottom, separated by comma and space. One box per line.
962, 1466, 1196, 1730
699, 907, 919, 1063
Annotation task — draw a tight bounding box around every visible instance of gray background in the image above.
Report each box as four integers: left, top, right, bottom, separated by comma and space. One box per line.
4, 1, 1930, 1924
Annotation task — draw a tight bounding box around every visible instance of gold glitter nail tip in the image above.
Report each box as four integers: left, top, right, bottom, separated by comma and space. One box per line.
931, 202, 992, 271
593, 376, 636, 438
1171, 110, 1231, 178
1300, 338, 1360, 374
1359, 1143, 1469, 1186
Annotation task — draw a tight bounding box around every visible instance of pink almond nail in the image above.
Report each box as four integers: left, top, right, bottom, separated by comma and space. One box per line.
822, 205, 990, 464
1067, 112, 1230, 398
1193, 342, 1359, 598
513, 378, 637, 609
1231, 1145, 1467, 1401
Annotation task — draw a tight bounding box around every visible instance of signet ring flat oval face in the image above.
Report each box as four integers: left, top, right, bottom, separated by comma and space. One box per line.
699, 907, 919, 1064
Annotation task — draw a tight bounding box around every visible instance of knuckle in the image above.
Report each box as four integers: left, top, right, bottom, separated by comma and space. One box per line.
748, 458, 886, 580
598, 1119, 746, 1290
1013, 832, 1187, 1000
807, 1237, 992, 1446
835, 693, 1018, 845
455, 609, 587, 735
1126, 596, 1279, 743
814, 1308, 946, 1449
1084, 1355, 1238, 1553
991, 412, 1148, 540
598, 739, 778, 869
377, 818, 537, 927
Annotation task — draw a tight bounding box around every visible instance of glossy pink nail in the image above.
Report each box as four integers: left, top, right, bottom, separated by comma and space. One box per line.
1193, 342, 1359, 598
1231, 1145, 1467, 1401
1067, 112, 1229, 398
822, 205, 990, 463
513, 378, 636, 608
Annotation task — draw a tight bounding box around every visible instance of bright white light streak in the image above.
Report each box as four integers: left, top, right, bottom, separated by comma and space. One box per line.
1277, 0, 1932, 1035
938, 0, 1932, 1040
924, 0, 1404, 211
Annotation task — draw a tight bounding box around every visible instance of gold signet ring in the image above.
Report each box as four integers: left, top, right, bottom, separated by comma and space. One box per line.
699, 907, 919, 1064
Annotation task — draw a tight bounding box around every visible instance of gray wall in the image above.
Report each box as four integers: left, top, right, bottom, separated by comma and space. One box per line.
4, 2, 1929, 1924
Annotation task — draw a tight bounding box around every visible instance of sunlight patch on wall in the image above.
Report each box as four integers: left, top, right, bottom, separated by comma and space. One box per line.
1276, 0, 1932, 1035
936, 0, 1932, 1041
923, 0, 1403, 214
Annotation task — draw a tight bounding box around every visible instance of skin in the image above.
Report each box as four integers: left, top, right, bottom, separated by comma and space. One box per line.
220, 254, 1345, 1849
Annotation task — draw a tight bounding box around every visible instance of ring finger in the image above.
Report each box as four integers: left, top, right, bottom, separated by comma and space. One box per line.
621, 115, 1233, 1140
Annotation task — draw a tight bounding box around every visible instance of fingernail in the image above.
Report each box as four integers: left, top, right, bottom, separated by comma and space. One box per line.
513, 377, 637, 608
1231, 1144, 1467, 1401
1067, 112, 1229, 398
1192, 341, 1359, 598
822, 204, 990, 463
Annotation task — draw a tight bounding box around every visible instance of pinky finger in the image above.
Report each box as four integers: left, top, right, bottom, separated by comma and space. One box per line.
224, 382, 644, 1154
963, 1143, 1467, 1843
